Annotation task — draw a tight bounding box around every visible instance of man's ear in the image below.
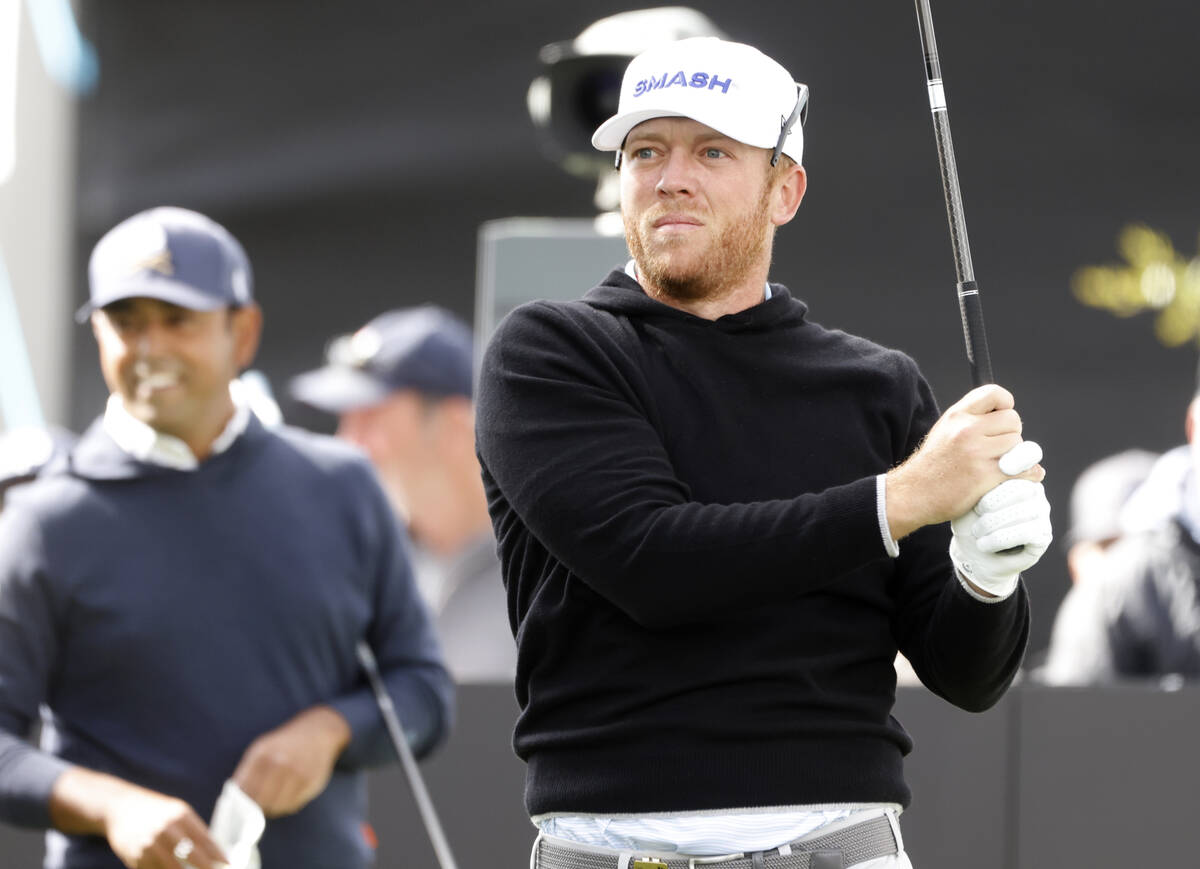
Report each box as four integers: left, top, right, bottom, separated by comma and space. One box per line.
433, 395, 475, 441
771, 164, 807, 227
231, 304, 264, 370
1187, 397, 1199, 444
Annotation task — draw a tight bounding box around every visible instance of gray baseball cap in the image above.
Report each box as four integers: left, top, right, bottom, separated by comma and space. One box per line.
78, 206, 253, 322
1067, 449, 1159, 545
289, 306, 474, 413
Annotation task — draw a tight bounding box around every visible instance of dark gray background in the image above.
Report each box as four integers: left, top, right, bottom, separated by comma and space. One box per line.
66, 0, 1200, 656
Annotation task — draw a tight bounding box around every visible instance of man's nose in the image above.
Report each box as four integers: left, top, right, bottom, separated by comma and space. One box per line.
655, 149, 697, 197
133, 322, 168, 357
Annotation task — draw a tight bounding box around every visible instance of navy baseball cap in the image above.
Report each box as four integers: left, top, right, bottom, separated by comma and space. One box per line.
289, 306, 474, 413
77, 206, 253, 323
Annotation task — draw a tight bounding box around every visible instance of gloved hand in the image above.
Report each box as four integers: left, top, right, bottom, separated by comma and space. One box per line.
949, 441, 1053, 597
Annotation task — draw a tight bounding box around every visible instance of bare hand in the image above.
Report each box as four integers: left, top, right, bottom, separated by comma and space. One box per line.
231, 705, 351, 818
49, 767, 226, 869
104, 785, 226, 869
886, 384, 1045, 540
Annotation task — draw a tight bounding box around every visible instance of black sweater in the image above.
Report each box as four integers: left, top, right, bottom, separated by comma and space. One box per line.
476, 271, 1028, 816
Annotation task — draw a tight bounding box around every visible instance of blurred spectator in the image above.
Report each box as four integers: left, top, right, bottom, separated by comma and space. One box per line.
1038, 365, 1200, 684
1117, 443, 1191, 535
1035, 448, 1157, 684
291, 306, 516, 683
0, 207, 451, 869
1064, 449, 1160, 587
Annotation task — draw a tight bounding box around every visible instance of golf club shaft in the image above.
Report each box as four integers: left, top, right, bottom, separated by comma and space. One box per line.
915, 0, 1032, 559
914, 0, 995, 387
356, 641, 458, 869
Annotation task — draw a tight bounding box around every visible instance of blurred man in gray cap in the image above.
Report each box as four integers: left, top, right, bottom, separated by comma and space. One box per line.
1040, 368, 1200, 684
0, 207, 452, 869
292, 306, 516, 684
1036, 448, 1158, 684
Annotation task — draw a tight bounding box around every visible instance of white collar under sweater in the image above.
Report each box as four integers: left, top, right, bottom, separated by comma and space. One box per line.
103, 383, 252, 471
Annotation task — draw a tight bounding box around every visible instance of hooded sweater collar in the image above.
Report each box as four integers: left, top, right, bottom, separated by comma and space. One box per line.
583, 269, 808, 333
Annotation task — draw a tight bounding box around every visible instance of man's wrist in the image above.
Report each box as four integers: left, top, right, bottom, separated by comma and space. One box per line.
306, 705, 352, 756
49, 766, 134, 836
883, 466, 922, 542
956, 569, 1019, 602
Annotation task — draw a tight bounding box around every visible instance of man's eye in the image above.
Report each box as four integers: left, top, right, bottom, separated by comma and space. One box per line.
704, 147, 725, 159
631, 147, 655, 160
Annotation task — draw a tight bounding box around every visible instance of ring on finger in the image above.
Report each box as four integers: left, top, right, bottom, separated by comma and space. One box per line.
173, 836, 195, 864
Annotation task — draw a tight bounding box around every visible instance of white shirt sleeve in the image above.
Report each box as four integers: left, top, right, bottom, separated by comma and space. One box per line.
875, 474, 900, 558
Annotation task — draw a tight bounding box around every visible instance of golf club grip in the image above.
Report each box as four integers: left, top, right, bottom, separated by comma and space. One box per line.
959, 284, 1025, 558
957, 281, 994, 387
961, 284, 1026, 555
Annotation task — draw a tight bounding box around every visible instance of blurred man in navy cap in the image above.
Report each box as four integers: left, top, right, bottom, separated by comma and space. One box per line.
0, 207, 452, 869
291, 306, 516, 684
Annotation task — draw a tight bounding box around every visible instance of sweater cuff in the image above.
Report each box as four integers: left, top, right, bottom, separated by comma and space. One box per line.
875, 474, 900, 558
0, 734, 73, 828
328, 679, 444, 766
956, 569, 1020, 603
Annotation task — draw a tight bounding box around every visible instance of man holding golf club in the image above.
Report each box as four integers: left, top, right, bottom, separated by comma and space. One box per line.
476, 37, 1052, 868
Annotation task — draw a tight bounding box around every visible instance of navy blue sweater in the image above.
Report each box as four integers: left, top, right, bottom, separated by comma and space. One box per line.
0, 415, 453, 868
476, 271, 1029, 817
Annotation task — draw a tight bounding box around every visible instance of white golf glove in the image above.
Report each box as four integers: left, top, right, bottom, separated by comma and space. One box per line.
949, 442, 1053, 598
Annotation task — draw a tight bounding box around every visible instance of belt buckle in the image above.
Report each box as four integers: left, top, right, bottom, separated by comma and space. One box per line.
633, 860, 669, 869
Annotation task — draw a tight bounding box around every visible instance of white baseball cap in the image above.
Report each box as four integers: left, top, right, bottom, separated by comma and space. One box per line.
591, 37, 807, 165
